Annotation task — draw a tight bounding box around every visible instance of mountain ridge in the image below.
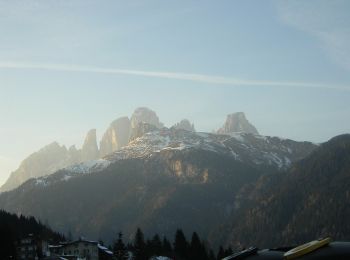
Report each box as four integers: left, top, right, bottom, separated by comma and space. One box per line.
0, 108, 262, 192
0, 125, 318, 247
222, 133, 350, 249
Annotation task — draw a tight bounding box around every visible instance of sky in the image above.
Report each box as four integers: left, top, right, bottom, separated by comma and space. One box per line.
0, 0, 350, 185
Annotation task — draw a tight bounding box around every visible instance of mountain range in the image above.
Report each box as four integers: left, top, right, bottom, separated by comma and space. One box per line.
0, 108, 255, 193
1, 107, 186, 192
0, 108, 334, 248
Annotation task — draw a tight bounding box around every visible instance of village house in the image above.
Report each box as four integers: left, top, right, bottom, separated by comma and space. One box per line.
16, 234, 50, 259
49, 237, 113, 260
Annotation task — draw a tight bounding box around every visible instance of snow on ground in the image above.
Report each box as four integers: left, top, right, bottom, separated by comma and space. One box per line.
65, 159, 111, 174
35, 178, 49, 186
229, 132, 246, 142
34, 129, 304, 188
105, 128, 298, 170
108, 129, 223, 160
34, 159, 111, 187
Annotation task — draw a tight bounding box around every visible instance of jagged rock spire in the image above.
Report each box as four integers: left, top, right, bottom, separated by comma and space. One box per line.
172, 119, 195, 132
99, 117, 131, 157
81, 129, 99, 161
217, 112, 258, 135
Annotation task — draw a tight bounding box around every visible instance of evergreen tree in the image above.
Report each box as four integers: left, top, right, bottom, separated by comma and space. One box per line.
173, 229, 188, 259
189, 232, 202, 259
133, 228, 147, 260
162, 236, 172, 257
114, 232, 129, 260
0, 225, 15, 259
0, 210, 64, 259
148, 234, 162, 257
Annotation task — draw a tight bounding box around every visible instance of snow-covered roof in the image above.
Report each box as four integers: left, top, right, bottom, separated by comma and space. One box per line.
98, 244, 113, 255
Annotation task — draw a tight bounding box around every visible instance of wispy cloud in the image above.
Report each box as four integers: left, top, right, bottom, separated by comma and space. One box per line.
276, 0, 350, 71
0, 61, 349, 91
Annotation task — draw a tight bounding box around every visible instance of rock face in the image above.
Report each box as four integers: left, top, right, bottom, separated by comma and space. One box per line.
217, 112, 259, 135
81, 129, 99, 161
99, 117, 131, 157
130, 107, 163, 129
68, 145, 81, 164
0, 109, 261, 194
0, 107, 165, 192
0, 129, 101, 193
129, 122, 159, 142
0, 142, 77, 192
100, 108, 164, 157
172, 119, 195, 132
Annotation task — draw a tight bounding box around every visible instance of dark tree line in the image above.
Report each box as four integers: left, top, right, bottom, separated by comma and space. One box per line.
113, 228, 234, 260
0, 209, 234, 260
0, 210, 64, 259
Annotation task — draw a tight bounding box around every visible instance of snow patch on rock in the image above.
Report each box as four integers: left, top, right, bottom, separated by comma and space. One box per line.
65, 159, 111, 174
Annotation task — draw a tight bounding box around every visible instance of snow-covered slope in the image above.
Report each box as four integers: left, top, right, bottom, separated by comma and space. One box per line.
31, 159, 111, 187
30, 127, 315, 188
105, 127, 316, 170
64, 159, 111, 174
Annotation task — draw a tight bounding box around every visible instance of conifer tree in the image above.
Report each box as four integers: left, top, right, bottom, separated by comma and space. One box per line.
189, 232, 202, 259
133, 228, 147, 260
162, 236, 172, 257
0, 225, 15, 259
149, 234, 162, 257
174, 229, 188, 259
114, 232, 129, 260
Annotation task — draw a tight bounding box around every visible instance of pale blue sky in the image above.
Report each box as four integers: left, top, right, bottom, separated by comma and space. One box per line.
0, 0, 350, 185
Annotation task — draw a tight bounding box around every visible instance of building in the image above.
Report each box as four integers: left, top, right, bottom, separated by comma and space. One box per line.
16, 234, 50, 260
49, 238, 113, 260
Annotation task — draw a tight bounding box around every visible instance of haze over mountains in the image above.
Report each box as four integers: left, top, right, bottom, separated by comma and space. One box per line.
0, 107, 349, 250
0, 108, 336, 248
0, 107, 252, 192
1, 107, 175, 192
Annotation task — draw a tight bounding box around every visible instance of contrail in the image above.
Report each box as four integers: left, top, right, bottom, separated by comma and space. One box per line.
0, 61, 349, 91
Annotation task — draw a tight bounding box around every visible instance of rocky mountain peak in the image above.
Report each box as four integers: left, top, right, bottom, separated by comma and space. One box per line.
99, 117, 131, 157
130, 107, 163, 129
81, 129, 99, 161
0, 142, 71, 192
217, 112, 259, 135
172, 119, 195, 132
40, 141, 62, 152
129, 122, 159, 142
68, 145, 78, 152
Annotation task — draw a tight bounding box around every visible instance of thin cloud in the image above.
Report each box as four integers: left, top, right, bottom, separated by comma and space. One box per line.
0, 61, 349, 91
